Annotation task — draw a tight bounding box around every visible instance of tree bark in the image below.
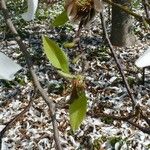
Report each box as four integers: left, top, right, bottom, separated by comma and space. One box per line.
110, 0, 136, 47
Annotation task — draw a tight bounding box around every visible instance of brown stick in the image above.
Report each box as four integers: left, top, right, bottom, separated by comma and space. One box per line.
90, 111, 150, 134
100, 11, 136, 107
103, 0, 150, 25
99, 12, 150, 134
0, 1, 62, 149
0, 91, 35, 149
142, 0, 150, 19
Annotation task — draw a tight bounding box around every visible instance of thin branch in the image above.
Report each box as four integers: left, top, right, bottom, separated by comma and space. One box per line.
99, 11, 150, 135
127, 120, 150, 134
100, 12, 136, 107
140, 111, 150, 126
142, 0, 150, 19
88, 107, 150, 134
89, 110, 136, 121
90, 110, 150, 134
0, 1, 62, 149
103, 0, 150, 25
0, 91, 35, 149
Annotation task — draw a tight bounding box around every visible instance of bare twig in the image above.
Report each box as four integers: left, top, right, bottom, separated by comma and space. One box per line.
90, 111, 150, 134
103, 0, 150, 25
0, 91, 35, 149
127, 120, 150, 134
89, 105, 150, 134
142, 0, 150, 19
0, 0, 62, 149
98, 11, 150, 135
140, 111, 150, 126
89, 110, 136, 121
100, 12, 136, 107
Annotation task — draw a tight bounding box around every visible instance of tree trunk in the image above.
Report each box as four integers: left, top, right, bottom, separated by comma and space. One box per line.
110, 0, 136, 47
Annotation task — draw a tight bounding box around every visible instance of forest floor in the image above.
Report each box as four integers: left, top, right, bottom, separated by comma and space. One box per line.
0, 2, 150, 150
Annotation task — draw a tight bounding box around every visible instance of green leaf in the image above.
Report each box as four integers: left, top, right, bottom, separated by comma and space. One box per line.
63, 41, 76, 48
69, 91, 87, 132
42, 35, 69, 74
52, 10, 68, 27
58, 70, 75, 79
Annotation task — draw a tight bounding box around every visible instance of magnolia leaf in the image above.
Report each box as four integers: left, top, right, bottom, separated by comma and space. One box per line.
63, 41, 76, 48
42, 35, 70, 74
58, 70, 75, 79
0, 52, 22, 81
69, 90, 87, 132
135, 46, 150, 68
52, 10, 68, 27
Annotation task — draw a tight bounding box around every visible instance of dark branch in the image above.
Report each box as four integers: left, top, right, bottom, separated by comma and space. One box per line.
0, 0, 62, 149
103, 0, 150, 25
142, 0, 150, 19
0, 91, 35, 149
100, 12, 136, 107
97, 11, 150, 134
89, 106, 150, 134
